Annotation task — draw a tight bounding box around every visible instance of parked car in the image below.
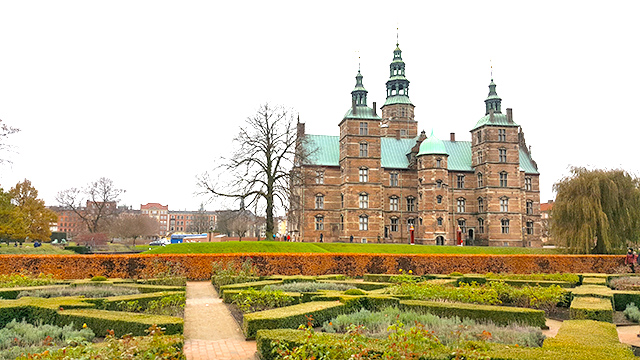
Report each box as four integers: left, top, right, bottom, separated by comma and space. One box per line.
149, 239, 167, 246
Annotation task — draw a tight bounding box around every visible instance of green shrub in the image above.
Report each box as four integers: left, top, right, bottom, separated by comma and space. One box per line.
211, 259, 259, 290
0, 319, 94, 359
624, 303, 640, 322
317, 280, 390, 291
388, 281, 501, 305
232, 288, 296, 313
0, 273, 58, 288
137, 277, 187, 286
485, 272, 580, 284
90, 276, 107, 282
219, 280, 283, 296
18, 285, 140, 299
582, 277, 606, 285
399, 300, 546, 328
243, 301, 348, 339
322, 307, 544, 347
264, 282, 356, 293
613, 290, 640, 311
569, 296, 613, 322
455, 275, 487, 286
449, 272, 463, 277
64, 245, 91, 254
343, 289, 366, 296
56, 309, 183, 337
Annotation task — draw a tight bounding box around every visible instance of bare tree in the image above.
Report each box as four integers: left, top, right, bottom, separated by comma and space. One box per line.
109, 214, 160, 247
198, 104, 306, 239
56, 177, 124, 233
187, 203, 212, 234
0, 119, 19, 164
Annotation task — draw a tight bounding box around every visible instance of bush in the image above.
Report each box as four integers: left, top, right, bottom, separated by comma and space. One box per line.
18, 285, 140, 299
321, 307, 544, 347
265, 282, 356, 293
211, 259, 259, 290
624, 303, 640, 322
613, 291, 640, 311
0, 319, 94, 359
485, 272, 580, 284
56, 309, 183, 337
232, 288, 296, 313
219, 280, 283, 296
399, 300, 547, 328
609, 276, 640, 290
136, 277, 187, 287
344, 289, 366, 296
0, 273, 58, 288
90, 276, 107, 282
242, 301, 348, 339
569, 296, 613, 322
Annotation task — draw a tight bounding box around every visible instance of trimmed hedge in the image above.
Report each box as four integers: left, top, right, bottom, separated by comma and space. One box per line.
0, 285, 68, 300
582, 277, 607, 285
114, 284, 185, 293
317, 280, 390, 291
399, 299, 546, 328
57, 308, 183, 337
362, 274, 437, 283
86, 291, 185, 310
242, 301, 347, 339
570, 296, 613, 322
221, 289, 302, 306
136, 277, 187, 286
0, 254, 624, 280
571, 285, 614, 302
219, 280, 284, 296
486, 278, 574, 288
613, 290, 640, 311
455, 275, 487, 286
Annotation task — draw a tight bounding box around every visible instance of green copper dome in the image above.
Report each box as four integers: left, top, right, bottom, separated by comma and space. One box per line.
418, 130, 448, 156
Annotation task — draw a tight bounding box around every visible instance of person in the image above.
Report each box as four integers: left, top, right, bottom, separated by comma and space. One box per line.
350, 235, 354, 243
626, 247, 636, 273
319, 233, 323, 242
287, 234, 291, 242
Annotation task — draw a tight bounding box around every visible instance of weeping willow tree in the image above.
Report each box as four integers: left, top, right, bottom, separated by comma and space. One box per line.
552, 167, 640, 254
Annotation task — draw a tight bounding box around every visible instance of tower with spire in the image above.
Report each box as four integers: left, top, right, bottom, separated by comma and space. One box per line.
380, 43, 417, 138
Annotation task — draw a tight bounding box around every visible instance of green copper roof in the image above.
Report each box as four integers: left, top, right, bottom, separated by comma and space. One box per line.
418, 131, 447, 156
383, 95, 413, 106
343, 106, 381, 120
303, 134, 539, 174
352, 70, 367, 92
471, 113, 519, 131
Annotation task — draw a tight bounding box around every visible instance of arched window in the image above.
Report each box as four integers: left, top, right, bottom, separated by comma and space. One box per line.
315, 194, 324, 209
457, 198, 466, 213
359, 193, 369, 209
526, 200, 533, 215
341, 193, 344, 208
359, 215, 368, 231
436, 158, 442, 168
437, 217, 443, 226
478, 197, 484, 213
315, 215, 324, 230
500, 197, 509, 212
477, 173, 483, 188
437, 195, 443, 204
500, 172, 508, 187
340, 214, 344, 230
436, 179, 443, 188
501, 218, 510, 234
389, 196, 399, 211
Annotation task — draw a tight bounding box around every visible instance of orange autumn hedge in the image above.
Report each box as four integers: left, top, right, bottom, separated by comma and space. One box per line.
0, 253, 625, 280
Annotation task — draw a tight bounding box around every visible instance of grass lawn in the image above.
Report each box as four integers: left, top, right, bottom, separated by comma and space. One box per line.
143, 241, 559, 255
0, 243, 74, 255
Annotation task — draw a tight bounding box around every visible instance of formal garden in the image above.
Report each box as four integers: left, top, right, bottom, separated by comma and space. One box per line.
0, 253, 638, 359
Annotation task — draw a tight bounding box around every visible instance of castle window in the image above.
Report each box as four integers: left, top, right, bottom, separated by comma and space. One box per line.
400, 129, 406, 136
341, 193, 344, 208
390, 173, 399, 186
359, 143, 368, 157
499, 148, 507, 163
401, 107, 406, 117
437, 195, 443, 204
478, 130, 482, 143
389, 196, 399, 211
478, 197, 484, 213
500, 172, 508, 187
406, 197, 415, 212
477, 173, 483, 187
526, 200, 533, 215
436, 179, 442, 188
359, 122, 368, 135
315, 215, 324, 230
499, 129, 506, 142
359, 193, 369, 209
359, 168, 368, 182
315, 194, 324, 209
500, 197, 509, 212
407, 218, 415, 230
359, 215, 368, 231
436, 158, 442, 168
315, 170, 324, 184
526, 220, 534, 235
390, 218, 399, 232
525, 177, 532, 191
458, 219, 466, 233
437, 217, 443, 226
477, 151, 483, 164
457, 175, 465, 189
501, 218, 510, 234
457, 198, 466, 213
478, 218, 485, 233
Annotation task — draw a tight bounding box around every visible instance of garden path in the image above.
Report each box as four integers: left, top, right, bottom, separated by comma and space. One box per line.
617, 324, 640, 347
183, 281, 257, 360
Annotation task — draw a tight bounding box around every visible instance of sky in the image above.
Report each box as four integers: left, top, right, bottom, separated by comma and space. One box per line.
1, 1, 639, 214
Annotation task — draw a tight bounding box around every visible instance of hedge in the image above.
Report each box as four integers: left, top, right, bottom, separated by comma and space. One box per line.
582, 277, 607, 285
86, 291, 185, 310
0, 254, 624, 279
242, 301, 347, 339
56, 308, 183, 337
569, 296, 613, 322
486, 278, 575, 288
316, 280, 391, 291
114, 284, 186, 293
219, 280, 284, 296
221, 289, 302, 305
570, 285, 614, 303
362, 274, 437, 283
613, 290, 640, 311
399, 299, 546, 328
0, 285, 67, 300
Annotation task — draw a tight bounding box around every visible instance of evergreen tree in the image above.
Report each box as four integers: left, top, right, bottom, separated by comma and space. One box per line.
552, 167, 640, 254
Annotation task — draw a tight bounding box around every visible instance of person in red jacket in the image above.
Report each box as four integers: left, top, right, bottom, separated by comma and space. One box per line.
625, 247, 636, 273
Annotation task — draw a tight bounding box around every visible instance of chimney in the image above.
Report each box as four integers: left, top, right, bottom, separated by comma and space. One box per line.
489, 108, 495, 122
372, 102, 376, 116
352, 99, 357, 115
450, 133, 455, 142
296, 120, 305, 138
507, 108, 513, 123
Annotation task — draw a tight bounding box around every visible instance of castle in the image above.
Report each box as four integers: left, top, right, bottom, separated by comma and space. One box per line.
289, 43, 541, 247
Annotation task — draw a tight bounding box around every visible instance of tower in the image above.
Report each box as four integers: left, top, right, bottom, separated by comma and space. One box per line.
416, 131, 450, 244
380, 43, 417, 138
338, 70, 383, 241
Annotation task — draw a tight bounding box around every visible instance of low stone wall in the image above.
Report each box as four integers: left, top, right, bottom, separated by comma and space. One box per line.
0, 253, 624, 280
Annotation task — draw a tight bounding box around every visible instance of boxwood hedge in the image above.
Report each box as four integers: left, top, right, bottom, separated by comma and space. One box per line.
569, 296, 613, 323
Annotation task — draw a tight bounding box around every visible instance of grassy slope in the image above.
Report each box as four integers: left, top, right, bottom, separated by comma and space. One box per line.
0, 244, 74, 255
143, 241, 558, 255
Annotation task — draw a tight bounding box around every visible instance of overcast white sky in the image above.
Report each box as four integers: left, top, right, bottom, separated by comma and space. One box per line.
1, 1, 639, 213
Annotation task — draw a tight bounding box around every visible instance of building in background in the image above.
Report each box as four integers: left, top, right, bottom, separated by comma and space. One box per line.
540, 200, 553, 244
141, 203, 169, 236
290, 43, 541, 247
